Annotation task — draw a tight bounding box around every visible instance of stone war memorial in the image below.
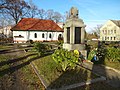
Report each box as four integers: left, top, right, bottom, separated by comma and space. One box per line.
63, 7, 87, 58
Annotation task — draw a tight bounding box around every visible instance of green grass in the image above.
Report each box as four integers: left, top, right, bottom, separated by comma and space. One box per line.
33, 55, 60, 84
0, 54, 16, 73
104, 60, 120, 70
0, 45, 13, 50
21, 64, 45, 90
33, 55, 99, 89
16, 52, 45, 90
0, 48, 45, 89
0, 54, 13, 62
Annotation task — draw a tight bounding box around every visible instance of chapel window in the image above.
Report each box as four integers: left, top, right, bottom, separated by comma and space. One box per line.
49, 33, 52, 38
42, 33, 45, 38
34, 33, 37, 38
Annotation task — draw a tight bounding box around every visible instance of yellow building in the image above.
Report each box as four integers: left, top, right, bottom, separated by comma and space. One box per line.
100, 20, 120, 41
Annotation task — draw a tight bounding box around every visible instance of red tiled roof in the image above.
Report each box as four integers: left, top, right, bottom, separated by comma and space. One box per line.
11, 18, 63, 32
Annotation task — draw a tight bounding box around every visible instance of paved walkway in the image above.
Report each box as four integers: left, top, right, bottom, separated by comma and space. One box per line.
82, 61, 120, 88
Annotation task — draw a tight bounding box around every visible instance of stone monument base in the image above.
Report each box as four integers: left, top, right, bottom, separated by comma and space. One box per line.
63, 43, 85, 50
63, 43, 87, 59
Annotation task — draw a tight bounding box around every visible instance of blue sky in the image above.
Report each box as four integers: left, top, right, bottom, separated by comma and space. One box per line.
26, 0, 120, 32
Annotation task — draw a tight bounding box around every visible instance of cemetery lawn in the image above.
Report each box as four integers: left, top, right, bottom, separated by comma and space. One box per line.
32, 55, 100, 89
0, 46, 45, 90
0, 44, 13, 50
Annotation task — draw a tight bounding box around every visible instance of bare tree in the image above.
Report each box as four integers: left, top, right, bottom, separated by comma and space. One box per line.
38, 9, 46, 19
45, 9, 63, 23
0, 0, 7, 9
0, 0, 30, 24
26, 1, 38, 18
0, 13, 14, 27
46, 9, 54, 20
92, 24, 103, 37
0, 18, 5, 34
61, 11, 68, 23
52, 12, 62, 23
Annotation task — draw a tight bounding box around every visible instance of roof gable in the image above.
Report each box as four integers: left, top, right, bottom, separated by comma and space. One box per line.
110, 20, 120, 27
100, 20, 120, 30
11, 18, 63, 32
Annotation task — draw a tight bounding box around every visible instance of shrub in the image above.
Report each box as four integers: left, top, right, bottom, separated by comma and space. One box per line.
97, 46, 106, 64
52, 49, 79, 71
57, 40, 63, 47
33, 42, 47, 56
88, 46, 107, 64
106, 47, 120, 62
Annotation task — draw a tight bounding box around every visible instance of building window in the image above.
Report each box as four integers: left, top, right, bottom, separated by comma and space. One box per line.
105, 37, 107, 40
114, 30, 116, 33
105, 30, 107, 34
103, 30, 104, 34
111, 37, 112, 40
102, 37, 104, 40
58, 34, 63, 40
34, 33, 37, 38
114, 37, 116, 40
107, 37, 109, 40
42, 33, 45, 38
111, 30, 113, 34
108, 30, 110, 34
49, 33, 52, 38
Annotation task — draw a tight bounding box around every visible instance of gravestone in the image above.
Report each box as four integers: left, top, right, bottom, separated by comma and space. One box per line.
63, 7, 87, 58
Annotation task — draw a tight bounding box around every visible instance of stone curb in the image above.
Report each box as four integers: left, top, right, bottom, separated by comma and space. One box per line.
30, 61, 106, 90
49, 76, 106, 90
30, 62, 49, 89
